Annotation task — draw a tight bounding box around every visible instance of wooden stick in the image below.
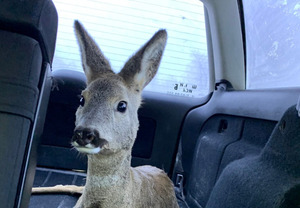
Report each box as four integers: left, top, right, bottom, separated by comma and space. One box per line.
32, 185, 84, 195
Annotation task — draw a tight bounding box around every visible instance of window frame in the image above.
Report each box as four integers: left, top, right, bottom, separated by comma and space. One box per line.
201, 0, 245, 91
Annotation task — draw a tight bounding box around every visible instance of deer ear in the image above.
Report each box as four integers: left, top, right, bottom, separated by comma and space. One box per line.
119, 29, 167, 92
74, 20, 114, 84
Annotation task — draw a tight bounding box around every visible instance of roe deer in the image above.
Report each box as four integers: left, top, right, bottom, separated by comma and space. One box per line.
33, 20, 179, 208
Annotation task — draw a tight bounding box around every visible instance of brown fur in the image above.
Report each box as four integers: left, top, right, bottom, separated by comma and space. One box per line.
33, 20, 179, 208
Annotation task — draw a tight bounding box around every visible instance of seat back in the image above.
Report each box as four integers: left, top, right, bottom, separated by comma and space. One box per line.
0, 1, 57, 207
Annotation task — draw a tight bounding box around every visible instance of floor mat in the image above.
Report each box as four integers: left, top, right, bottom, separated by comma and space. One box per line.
29, 167, 86, 208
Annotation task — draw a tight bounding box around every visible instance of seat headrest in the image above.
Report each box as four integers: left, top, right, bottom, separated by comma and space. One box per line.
0, 0, 58, 64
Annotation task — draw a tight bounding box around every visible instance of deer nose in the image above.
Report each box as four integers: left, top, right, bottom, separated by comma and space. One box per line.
72, 128, 99, 146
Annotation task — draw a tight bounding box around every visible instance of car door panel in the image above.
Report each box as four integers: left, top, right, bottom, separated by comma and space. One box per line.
175, 85, 300, 207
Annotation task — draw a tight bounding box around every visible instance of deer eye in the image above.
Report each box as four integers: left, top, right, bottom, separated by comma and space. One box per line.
117, 101, 127, 113
79, 95, 85, 106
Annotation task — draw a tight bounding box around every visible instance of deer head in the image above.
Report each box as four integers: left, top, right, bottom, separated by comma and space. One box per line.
71, 20, 167, 155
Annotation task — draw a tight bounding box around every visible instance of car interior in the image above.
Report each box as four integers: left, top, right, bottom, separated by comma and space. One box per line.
0, 0, 299, 208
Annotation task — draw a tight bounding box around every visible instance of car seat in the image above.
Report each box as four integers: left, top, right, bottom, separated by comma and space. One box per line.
0, 0, 57, 207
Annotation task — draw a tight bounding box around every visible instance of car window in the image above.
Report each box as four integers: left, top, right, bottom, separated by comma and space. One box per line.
243, 0, 300, 89
52, 0, 209, 98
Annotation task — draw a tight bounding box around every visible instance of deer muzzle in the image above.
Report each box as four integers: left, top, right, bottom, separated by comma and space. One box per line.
71, 127, 108, 154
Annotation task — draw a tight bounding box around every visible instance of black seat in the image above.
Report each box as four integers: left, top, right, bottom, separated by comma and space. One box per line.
206, 105, 300, 208
0, 0, 57, 207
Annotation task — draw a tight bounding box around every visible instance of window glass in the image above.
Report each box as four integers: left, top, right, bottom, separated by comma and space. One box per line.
243, 0, 300, 89
52, 0, 209, 98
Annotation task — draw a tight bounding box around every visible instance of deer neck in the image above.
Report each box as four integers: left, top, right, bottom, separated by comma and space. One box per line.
80, 150, 133, 207
85, 150, 132, 188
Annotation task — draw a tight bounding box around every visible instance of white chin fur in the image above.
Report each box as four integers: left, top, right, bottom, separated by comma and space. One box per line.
72, 142, 101, 154
75, 146, 101, 154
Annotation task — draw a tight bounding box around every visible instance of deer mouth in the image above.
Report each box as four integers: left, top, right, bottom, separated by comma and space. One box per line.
72, 142, 102, 154
71, 128, 109, 154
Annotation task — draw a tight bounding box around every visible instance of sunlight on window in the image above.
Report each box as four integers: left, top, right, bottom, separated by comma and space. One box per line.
52, 0, 209, 98
244, 0, 300, 89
